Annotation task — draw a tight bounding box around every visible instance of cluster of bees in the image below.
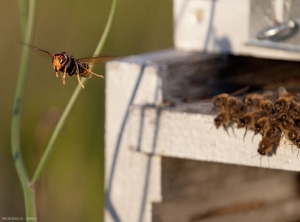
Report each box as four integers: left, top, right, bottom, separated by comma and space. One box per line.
212, 87, 300, 156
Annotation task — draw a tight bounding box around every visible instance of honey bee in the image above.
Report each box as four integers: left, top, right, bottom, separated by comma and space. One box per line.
289, 129, 300, 149
237, 112, 253, 138
274, 92, 300, 114
253, 111, 280, 136
24, 43, 116, 88
228, 102, 247, 120
212, 94, 247, 133
237, 113, 254, 129
211, 87, 249, 111
274, 96, 292, 114
269, 111, 281, 126
243, 93, 265, 110
288, 103, 300, 121
212, 93, 246, 123
287, 127, 299, 142
214, 110, 241, 136
212, 98, 246, 134
237, 110, 267, 139
214, 110, 231, 132
271, 113, 300, 153
257, 124, 282, 156
257, 137, 279, 156
286, 127, 300, 151
253, 117, 269, 135
264, 125, 282, 139
277, 114, 292, 133
293, 137, 300, 149
261, 99, 274, 114
243, 91, 274, 111
212, 94, 238, 110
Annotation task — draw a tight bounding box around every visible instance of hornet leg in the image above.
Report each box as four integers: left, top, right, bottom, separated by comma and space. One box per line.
77, 74, 85, 89
62, 68, 67, 85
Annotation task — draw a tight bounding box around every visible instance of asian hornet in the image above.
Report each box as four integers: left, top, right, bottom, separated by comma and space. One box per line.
24, 43, 116, 89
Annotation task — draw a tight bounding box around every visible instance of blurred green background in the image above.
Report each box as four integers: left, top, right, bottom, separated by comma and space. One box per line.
0, 0, 172, 221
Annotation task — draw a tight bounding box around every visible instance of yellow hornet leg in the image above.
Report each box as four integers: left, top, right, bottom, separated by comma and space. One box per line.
77, 74, 85, 89
62, 69, 67, 85
55, 72, 58, 77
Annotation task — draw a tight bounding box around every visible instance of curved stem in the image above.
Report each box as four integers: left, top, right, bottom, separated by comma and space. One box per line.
18, 0, 28, 39
12, 0, 37, 219
93, 0, 119, 57
31, 0, 120, 183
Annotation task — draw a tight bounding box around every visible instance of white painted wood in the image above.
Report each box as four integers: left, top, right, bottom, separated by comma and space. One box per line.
105, 50, 300, 222
105, 57, 163, 222
126, 105, 300, 172
105, 50, 214, 222
173, 0, 300, 61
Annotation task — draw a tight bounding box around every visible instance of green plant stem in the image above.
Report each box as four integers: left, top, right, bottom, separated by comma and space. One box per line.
18, 0, 28, 39
93, 0, 119, 57
31, 0, 120, 183
12, 0, 37, 220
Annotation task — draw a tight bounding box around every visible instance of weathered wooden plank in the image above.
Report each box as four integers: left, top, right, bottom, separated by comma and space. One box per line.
161, 54, 300, 105
152, 157, 300, 222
